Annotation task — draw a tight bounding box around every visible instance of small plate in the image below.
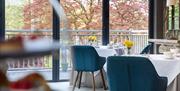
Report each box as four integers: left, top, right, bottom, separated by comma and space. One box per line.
165, 57, 174, 59
174, 53, 180, 58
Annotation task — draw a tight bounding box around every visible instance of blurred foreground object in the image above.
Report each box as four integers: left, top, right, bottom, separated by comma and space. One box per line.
0, 35, 60, 54
0, 71, 51, 91
0, 35, 24, 54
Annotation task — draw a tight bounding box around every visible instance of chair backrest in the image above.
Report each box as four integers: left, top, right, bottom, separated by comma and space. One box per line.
140, 43, 152, 54
107, 56, 167, 91
71, 45, 99, 71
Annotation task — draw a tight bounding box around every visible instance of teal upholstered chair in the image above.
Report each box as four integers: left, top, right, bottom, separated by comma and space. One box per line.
107, 56, 167, 91
71, 45, 107, 91
140, 43, 152, 54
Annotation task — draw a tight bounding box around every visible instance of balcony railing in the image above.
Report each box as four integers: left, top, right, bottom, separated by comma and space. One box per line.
5, 30, 148, 69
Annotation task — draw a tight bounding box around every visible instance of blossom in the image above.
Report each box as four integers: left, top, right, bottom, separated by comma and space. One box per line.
123, 40, 133, 49
88, 36, 97, 41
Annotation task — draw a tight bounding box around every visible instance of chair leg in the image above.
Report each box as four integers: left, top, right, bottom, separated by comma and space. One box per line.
100, 69, 107, 90
91, 72, 95, 91
72, 71, 80, 91
78, 71, 83, 89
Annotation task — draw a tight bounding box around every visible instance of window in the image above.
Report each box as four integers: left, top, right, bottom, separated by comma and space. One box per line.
109, 0, 149, 54
61, 0, 102, 45
60, 0, 103, 80
6, 0, 53, 81
167, 3, 179, 30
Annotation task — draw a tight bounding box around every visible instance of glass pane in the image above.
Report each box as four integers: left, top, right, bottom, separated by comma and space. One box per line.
174, 4, 179, 30
174, 17, 179, 30
175, 4, 179, 16
60, 0, 102, 80
168, 17, 172, 30
5, 0, 53, 81
110, 0, 149, 54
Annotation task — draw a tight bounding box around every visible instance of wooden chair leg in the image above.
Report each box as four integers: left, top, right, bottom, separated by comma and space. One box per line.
91, 72, 95, 91
78, 71, 83, 89
100, 69, 107, 90
72, 71, 80, 91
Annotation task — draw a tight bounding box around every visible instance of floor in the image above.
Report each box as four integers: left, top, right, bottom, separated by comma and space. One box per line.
7, 70, 108, 91
48, 82, 108, 91
7, 69, 108, 91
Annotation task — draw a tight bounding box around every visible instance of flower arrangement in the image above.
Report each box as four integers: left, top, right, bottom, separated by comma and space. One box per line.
123, 40, 134, 54
88, 36, 97, 42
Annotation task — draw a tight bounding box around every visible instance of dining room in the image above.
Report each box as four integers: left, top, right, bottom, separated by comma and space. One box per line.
0, 0, 180, 91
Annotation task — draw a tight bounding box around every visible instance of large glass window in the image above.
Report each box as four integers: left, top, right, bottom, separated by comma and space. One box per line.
109, 0, 149, 54
61, 0, 102, 45
60, 0, 102, 80
5, 0, 149, 81
5, 0, 53, 81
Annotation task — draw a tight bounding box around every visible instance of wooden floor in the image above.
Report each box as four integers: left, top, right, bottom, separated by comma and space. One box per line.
48, 82, 109, 91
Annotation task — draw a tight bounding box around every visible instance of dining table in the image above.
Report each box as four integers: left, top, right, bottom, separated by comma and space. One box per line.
143, 54, 180, 91
107, 54, 180, 91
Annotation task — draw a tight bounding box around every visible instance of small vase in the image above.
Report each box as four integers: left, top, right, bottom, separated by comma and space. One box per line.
90, 41, 93, 45
127, 48, 131, 55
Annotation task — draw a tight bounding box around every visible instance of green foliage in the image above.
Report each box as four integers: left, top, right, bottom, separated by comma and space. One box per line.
5, 5, 24, 30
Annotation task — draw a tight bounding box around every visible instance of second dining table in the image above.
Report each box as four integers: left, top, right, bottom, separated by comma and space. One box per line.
144, 54, 180, 91
112, 54, 180, 91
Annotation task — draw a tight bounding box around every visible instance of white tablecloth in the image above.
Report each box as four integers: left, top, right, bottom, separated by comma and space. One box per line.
120, 54, 180, 85
95, 46, 125, 57
128, 54, 180, 91
95, 46, 125, 74
147, 55, 180, 85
